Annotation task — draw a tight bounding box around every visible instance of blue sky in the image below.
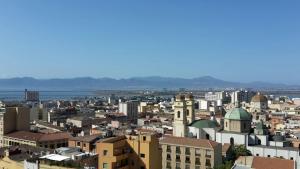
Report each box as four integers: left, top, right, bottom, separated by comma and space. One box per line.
0, 1, 299, 84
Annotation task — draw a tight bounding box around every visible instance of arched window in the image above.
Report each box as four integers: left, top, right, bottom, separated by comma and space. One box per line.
225, 122, 228, 128
206, 134, 210, 140
177, 111, 181, 118
186, 109, 190, 116
230, 137, 234, 145
258, 139, 261, 145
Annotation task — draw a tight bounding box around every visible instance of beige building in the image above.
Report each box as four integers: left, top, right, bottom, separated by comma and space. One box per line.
0, 106, 30, 147
250, 93, 268, 113
160, 136, 222, 169
96, 132, 161, 169
3, 131, 71, 149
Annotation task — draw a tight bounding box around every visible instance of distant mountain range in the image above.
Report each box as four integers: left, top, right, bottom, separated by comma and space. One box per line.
0, 76, 298, 90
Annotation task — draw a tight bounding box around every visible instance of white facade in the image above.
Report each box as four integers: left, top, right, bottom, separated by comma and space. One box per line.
216, 132, 248, 145
188, 126, 216, 140
205, 91, 225, 101
247, 145, 300, 169
198, 99, 209, 110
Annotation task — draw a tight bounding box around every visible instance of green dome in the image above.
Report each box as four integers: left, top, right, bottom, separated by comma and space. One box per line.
189, 120, 218, 129
225, 108, 251, 120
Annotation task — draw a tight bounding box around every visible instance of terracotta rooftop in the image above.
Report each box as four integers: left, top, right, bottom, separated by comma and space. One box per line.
160, 136, 219, 149
99, 136, 126, 143
252, 156, 294, 169
69, 134, 102, 143
5, 131, 71, 142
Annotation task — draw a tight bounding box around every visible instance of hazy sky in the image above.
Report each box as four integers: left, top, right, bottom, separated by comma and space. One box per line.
0, 1, 299, 84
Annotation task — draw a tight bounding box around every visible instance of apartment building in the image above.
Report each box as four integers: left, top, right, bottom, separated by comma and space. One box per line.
0, 106, 30, 147
96, 132, 161, 169
160, 136, 222, 169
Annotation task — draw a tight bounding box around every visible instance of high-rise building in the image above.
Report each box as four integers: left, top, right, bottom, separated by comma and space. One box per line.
25, 89, 40, 102
119, 100, 139, 123
231, 90, 256, 107
96, 132, 161, 169
160, 136, 222, 169
0, 106, 30, 147
205, 91, 225, 101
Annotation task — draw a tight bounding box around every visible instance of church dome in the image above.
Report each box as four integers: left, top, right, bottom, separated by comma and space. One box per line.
251, 93, 268, 103
225, 108, 251, 120
189, 120, 218, 129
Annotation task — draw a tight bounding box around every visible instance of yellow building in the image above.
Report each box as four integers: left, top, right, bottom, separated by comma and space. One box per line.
96, 132, 161, 169
160, 136, 222, 169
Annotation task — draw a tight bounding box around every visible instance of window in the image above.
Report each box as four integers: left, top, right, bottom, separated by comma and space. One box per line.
185, 164, 190, 169
195, 157, 201, 165
166, 162, 171, 168
167, 154, 171, 160
230, 137, 234, 145
195, 149, 201, 156
177, 111, 181, 118
187, 110, 190, 116
206, 150, 212, 158
256, 154, 259, 156
291, 157, 294, 160
167, 145, 171, 152
103, 150, 108, 156
77, 141, 80, 146
102, 163, 108, 169
176, 163, 180, 169
206, 159, 211, 167
83, 143, 86, 147
176, 155, 180, 162
140, 153, 145, 158
143, 136, 146, 141
185, 156, 190, 163
267, 155, 270, 157
185, 148, 190, 155
176, 147, 181, 154
226, 122, 228, 127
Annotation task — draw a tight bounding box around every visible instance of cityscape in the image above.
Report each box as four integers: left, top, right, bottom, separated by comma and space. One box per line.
0, 1, 300, 169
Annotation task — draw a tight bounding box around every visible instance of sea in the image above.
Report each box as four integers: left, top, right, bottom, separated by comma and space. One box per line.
0, 91, 97, 101
0, 90, 300, 101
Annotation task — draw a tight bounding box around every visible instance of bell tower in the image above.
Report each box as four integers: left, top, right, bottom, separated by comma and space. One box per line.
173, 94, 187, 137
185, 93, 195, 124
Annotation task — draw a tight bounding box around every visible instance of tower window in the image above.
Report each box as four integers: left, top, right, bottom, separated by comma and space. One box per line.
187, 110, 189, 116
177, 111, 180, 118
